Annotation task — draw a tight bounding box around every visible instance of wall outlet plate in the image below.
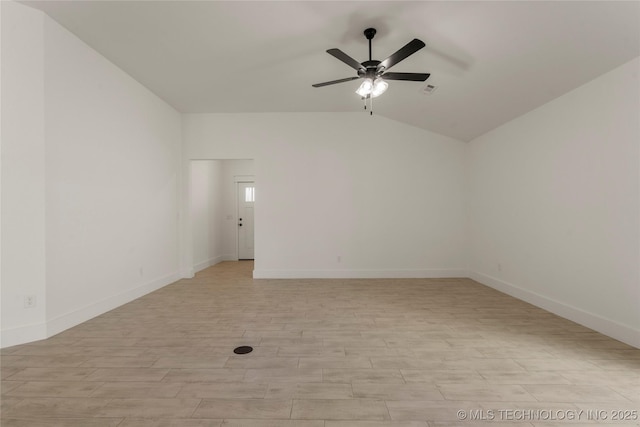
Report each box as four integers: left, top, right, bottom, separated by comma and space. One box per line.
24, 295, 36, 308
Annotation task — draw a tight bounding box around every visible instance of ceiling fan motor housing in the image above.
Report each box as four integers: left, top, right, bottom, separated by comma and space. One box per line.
359, 60, 383, 79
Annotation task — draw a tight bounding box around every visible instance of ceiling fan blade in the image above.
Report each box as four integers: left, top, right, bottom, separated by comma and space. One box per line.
326, 49, 364, 71
312, 76, 361, 88
378, 39, 426, 71
381, 72, 430, 82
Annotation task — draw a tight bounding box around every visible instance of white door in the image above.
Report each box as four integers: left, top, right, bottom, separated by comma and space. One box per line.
237, 182, 255, 260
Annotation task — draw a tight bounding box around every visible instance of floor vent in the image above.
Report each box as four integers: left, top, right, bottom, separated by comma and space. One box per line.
233, 346, 253, 354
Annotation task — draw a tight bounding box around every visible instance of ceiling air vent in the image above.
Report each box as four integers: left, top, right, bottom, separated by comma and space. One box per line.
422, 84, 437, 95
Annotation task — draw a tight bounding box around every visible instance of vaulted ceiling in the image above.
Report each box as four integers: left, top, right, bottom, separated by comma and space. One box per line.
21, 1, 640, 141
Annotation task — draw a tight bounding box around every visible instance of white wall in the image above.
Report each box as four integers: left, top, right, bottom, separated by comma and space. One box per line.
0, 2, 183, 347
0, 0, 2, 348
190, 160, 223, 272
468, 57, 640, 347
0, 1, 47, 346
183, 113, 468, 278
43, 14, 182, 337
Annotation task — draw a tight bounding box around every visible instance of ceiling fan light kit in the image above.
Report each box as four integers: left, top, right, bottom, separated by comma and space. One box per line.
313, 27, 430, 114
355, 78, 373, 97
356, 78, 388, 98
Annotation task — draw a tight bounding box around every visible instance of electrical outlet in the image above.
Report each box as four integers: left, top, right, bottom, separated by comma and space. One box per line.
337, 255, 342, 263
24, 295, 36, 308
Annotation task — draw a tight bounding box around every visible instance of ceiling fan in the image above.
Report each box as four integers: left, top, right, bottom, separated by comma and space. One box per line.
312, 28, 430, 101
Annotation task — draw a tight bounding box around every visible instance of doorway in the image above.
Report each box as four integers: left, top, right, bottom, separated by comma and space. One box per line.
188, 159, 254, 275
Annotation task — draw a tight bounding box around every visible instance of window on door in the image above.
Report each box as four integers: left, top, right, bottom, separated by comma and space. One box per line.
245, 186, 255, 202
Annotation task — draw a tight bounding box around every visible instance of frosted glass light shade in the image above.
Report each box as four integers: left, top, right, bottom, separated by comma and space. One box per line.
371, 79, 388, 97
355, 78, 388, 98
355, 78, 373, 97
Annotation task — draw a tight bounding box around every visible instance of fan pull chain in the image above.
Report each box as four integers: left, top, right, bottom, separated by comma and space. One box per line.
361, 95, 374, 116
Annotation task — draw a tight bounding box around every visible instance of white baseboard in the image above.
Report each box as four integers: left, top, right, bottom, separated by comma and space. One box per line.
253, 268, 469, 279
193, 255, 227, 273
192, 255, 239, 274
46, 272, 181, 339
470, 272, 640, 349
6, 268, 635, 351
1, 321, 47, 349
193, 259, 212, 273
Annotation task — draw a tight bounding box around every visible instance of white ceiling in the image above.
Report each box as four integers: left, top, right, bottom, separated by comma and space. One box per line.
21, 1, 640, 141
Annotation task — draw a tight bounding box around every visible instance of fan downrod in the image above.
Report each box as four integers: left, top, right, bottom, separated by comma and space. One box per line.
364, 28, 376, 62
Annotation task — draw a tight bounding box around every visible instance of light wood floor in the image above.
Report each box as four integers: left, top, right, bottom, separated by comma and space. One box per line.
1, 261, 639, 426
